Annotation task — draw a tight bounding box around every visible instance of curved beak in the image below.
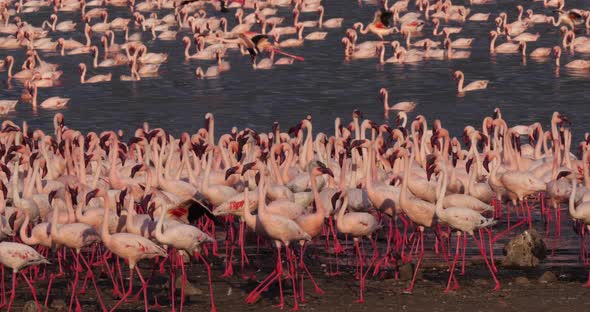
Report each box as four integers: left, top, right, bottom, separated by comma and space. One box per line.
241, 162, 256, 175
85, 189, 99, 206
225, 166, 239, 180
130, 163, 145, 178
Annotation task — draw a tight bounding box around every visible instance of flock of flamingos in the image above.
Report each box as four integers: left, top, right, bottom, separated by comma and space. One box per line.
0, 0, 590, 110
0, 107, 585, 312
0, 0, 589, 310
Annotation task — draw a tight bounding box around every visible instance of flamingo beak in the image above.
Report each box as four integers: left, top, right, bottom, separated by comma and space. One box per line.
85, 189, 99, 205
483, 156, 490, 172
241, 162, 256, 175
225, 166, 239, 179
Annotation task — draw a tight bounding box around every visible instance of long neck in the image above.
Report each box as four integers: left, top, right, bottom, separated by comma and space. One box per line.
569, 180, 580, 219
400, 154, 410, 203
457, 74, 464, 92
257, 174, 267, 217
435, 169, 448, 216
364, 145, 374, 189
242, 183, 256, 226
154, 201, 167, 241
310, 172, 323, 215
81, 66, 86, 83
99, 194, 110, 241
490, 35, 496, 53
32, 84, 38, 107
383, 92, 389, 110
19, 212, 36, 245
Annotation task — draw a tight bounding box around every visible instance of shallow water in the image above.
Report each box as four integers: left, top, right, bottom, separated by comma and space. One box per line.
1, 0, 590, 138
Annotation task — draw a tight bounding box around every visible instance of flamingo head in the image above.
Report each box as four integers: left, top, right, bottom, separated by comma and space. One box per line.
311, 161, 334, 178
0, 165, 9, 184
426, 156, 439, 181
225, 165, 241, 179
352, 109, 363, 119
85, 188, 99, 205
552, 46, 561, 58
453, 70, 462, 80
130, 163, 146, 178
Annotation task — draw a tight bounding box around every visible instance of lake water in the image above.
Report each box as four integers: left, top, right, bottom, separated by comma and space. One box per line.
0, 0, 589, 138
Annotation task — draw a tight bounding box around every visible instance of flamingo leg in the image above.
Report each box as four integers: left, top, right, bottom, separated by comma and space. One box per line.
354, 239, 365, 303
196, 250, 217, 312
0, 265, 5, 308
239, 220, 250, 273
134, 266, 149, 312
445, 233, 461, 292
19, 270, 42, 312
473, 229, 501, 290
273, 246, 285, 309
68, 251, 81, 312
180, 253, 186, 312
286, 245, 299, 311
109, 266, 134, 312
299, 243, 324, 295
461, 232, 467, 275
6, 271, 16, 312
404, 228, 424, 294
79, 253, 107, 312
44, 248, 66, 307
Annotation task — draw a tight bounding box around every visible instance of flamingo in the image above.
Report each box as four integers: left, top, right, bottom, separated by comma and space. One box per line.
454, 71, 488, 93
93, 188, 167, 312
0, 242, 49, 311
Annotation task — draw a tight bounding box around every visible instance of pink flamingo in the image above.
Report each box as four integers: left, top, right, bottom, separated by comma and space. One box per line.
243, 174, 311, 309
93, 188, 167, 312
155, 201, 216, 312
0, 241, 49, 311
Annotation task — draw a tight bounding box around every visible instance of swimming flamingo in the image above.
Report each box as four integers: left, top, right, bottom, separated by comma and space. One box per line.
78, 63, 112, 83
454, 70, 488, 93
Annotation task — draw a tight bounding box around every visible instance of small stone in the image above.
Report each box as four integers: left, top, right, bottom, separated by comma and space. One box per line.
514, 276, 530, 286
473, 278, 489, 287
50, 299, 67, 311
502, 229, 546, 268
398, 263, 415, 281
176, 276, 204, 296
24, 301, 47, 312
538, 271, 558, 284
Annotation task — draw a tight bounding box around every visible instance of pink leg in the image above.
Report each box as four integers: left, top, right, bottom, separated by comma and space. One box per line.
445, 234, 461, 292
473, 230, 501, 290
134, 267, 149, 312
0, 265, 5, 308
354, 240, 365, 303
285, 246, 300, 311
45, 248, 66, 306
461, 232, 467, 275
19, 270, 42, 311
79, 253, 107, 312
487, 229, 497, 272
195, 251, 217, 312
109, 266, 134, 312
239, 221, 250, 272
329, 217, 344, 254
180, 253, 186, 312
299, 243, 324, 295
69, 251, 81, 312
6, 272, 16, 312
274, 246, 285, 309
404, 229, 424, 294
